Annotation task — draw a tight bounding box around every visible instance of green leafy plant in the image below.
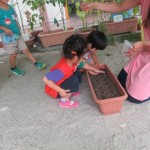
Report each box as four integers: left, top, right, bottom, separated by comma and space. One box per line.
23, 0, 69, 31
93, 0, 116, 45
96, 0, 139, 45
75, 0, 99, 31
75, 1, 89, 30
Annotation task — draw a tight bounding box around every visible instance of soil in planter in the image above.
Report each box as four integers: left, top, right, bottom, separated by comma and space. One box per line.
89, 69, 121, 100
79, 28, 93, 33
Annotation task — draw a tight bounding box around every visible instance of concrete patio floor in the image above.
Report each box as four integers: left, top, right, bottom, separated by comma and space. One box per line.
0, 38, 150, 150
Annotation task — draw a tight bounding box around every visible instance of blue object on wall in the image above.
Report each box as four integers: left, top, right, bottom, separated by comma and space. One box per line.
122, 9, 134, 19
111, 0, 134, 20
111, 9, 134, 21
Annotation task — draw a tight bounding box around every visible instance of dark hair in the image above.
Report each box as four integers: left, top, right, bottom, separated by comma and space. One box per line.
86, 30, 107, 50
63, 35, 87, 59
143, 7, 150, 29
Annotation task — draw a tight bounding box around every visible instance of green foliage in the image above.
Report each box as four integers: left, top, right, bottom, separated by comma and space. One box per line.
75, 2, 86, 30
98, 21, 106, 33
96, 0, 116, 45
137, 16, 142, 26
75, 1, 89, 30
133, 6, 139, 16
23, 0, 69, 31
113, 0, 123, 3
23, 0, 67, 9
97, 0, 140, 45
29, 13, 42, 31
116, 32, 141, 43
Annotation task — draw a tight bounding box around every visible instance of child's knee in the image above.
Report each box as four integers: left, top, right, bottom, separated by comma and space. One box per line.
72, 75, 80, 86
22, 48, 30, 54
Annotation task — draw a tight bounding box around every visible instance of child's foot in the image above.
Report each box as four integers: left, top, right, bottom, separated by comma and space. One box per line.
78, 68, 85, 73
35, 62, 46, 70
11, 67, 25, 76
59, 99, 79, 108
70, 92, 80, 98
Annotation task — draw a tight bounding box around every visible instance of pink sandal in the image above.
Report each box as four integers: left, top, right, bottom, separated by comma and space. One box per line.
59, 99, 79, 108
70, 92, 80, 98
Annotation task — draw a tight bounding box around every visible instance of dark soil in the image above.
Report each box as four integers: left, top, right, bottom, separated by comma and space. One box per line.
89, 69, 121, 100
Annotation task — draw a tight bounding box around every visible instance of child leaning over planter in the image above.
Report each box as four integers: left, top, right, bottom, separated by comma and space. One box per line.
84, 30, 107, 66
0, 0, 46, 76
77, 30, 107, 73
43, 35, 104, 108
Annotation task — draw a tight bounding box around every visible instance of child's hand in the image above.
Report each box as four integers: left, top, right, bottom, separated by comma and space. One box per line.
89, 68, 105, 75
80, 2, 94, 11
94, 63, 103, 68
3, 27, 13, 36
59, 89, 70, 98
125, 41, 144, 57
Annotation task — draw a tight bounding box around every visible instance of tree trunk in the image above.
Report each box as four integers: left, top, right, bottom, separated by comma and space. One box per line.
39, 5, 51, 32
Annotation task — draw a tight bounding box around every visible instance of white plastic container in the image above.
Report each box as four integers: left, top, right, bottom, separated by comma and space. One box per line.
113, 14, 123, 22
123, 40, 133, 52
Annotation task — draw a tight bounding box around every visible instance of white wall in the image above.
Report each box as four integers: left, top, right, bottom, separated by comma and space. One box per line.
46, 3, 66, 23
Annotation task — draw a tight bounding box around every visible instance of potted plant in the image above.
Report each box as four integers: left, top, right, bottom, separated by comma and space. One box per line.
23, 0, 74, 48
86, 64, 127, 115
24, 10, 43, 41
75, 0, 96, 38
91, 0, 138, 34
11, 0, 35, 48
104, 0, 139, 34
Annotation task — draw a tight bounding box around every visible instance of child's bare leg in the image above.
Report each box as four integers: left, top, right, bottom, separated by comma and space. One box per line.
22, 48, 46, 70
9, 53, 17, 68
22, 48, 36, 63
58, 73, 81, 108
9, 53, 25, 76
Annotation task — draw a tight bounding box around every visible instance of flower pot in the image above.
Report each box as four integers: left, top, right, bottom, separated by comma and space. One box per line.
31, 30, 43, 41
77, 27, 95, 39
86, 64, 127, 115
31, 30, 43, 37
25, 36, 35, 49
105, 18, 138, 34
38, 27, 74, 48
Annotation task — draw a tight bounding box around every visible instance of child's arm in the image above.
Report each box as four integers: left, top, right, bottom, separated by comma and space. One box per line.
43, 76, 70, 97
84, 63, 104, 75
0, 25, 13, 35
43, 69, 70, 97
90, 51, 100, 66
78, 61, 104, 75
81, 0, 140, 13
141, 41, 150, 50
